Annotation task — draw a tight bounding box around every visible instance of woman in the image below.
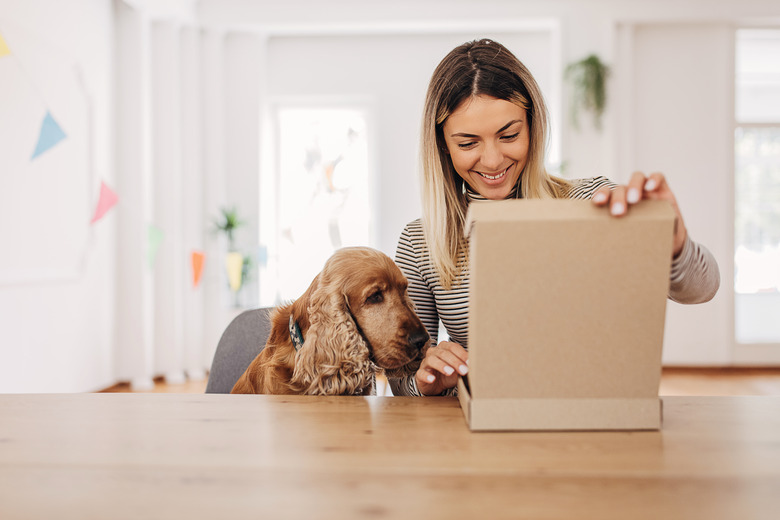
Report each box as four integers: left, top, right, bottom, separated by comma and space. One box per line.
390, 39, 720, 397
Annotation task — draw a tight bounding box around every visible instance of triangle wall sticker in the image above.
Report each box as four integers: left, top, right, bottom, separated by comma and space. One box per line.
226, 252, 244, 292
147, 226, 164, 268
191, 251, 205, 288
0, 33, 10, 57
31, 111, 66, 159
90, 181, 119, 224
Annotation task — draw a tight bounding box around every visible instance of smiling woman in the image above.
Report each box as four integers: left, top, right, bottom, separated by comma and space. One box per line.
389, 38, 720, 398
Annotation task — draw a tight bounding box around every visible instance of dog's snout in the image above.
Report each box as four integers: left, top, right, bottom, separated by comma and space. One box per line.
409, 330, 429, 351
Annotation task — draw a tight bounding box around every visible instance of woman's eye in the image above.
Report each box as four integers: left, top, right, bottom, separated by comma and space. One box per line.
366, 291, 383, 304
500, 133, 519, 141
457, 142, 476, 149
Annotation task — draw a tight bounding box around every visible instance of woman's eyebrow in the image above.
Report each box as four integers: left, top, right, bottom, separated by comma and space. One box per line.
449, 119, 523, 138
496, 119, 523, 133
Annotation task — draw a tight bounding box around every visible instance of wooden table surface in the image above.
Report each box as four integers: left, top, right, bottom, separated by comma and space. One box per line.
1, 393, 779, 520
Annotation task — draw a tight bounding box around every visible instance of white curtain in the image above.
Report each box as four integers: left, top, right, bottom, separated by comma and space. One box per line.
114, 2, 263, 389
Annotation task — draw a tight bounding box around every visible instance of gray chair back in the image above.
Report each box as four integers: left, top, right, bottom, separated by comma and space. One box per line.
205, 307, 273, 393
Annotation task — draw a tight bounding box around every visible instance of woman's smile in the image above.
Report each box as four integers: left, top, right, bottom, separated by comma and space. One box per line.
473, 164, 512, 182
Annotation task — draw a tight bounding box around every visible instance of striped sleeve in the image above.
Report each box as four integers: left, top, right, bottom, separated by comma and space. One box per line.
565, 176, 616, 199
394, 219, 441, 341
391, 219, 436, 396
668, 234, 720, 304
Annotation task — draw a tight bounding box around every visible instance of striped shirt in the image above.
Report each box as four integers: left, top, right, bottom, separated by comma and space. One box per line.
390, 176, 720, 396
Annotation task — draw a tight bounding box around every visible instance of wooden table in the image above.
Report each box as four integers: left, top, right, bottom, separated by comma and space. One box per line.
1, 394, 778, 519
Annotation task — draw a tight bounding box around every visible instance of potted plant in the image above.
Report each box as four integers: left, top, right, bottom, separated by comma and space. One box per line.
565, 54, 610, 130
212, 206, 243, 252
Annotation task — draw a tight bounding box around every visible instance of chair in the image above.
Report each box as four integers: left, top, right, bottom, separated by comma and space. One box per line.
205, 307, 273, 393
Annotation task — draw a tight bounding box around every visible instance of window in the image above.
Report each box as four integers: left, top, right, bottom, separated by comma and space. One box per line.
265, 105, 372, 303
734, 29, 780, 344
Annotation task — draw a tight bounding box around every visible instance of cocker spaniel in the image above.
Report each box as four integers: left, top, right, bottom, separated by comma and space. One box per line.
231, 247, 429, 395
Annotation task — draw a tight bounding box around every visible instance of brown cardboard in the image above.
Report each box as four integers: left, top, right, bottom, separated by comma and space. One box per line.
459, 199, 675, 431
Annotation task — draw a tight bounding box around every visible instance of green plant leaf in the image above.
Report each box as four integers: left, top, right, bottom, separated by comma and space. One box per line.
565, 54, 610, 130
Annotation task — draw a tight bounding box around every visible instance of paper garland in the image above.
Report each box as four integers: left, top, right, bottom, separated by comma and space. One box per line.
85, 178, 254, 292
191, 251, 205, 288
225, 252, 244, 292
0, 29, 67, 159
90, 181, 119, 223
147, 226, 164, 268
0, 32, 10, 57
31, 111, 66, 159
1, 29, 253, 294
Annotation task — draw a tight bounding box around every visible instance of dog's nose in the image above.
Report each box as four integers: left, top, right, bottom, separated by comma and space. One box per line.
409, 331, 429, 351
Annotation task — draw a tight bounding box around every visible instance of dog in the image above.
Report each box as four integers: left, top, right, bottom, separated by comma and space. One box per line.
231, 247, 429, 395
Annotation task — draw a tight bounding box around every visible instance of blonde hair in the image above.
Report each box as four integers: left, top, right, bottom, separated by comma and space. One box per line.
420, 39, 570, 289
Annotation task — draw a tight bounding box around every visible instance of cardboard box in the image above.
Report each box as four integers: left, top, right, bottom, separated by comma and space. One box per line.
458, 199, 675, 431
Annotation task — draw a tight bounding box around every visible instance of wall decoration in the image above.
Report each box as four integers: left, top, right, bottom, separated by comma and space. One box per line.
90, 180, 118, 224
0, 20, 89, 284
225, 252, 243, 292
0, 31, 10, 57
191, 251, 205, 288
31, 110, 66, 159
147, 225, 164, 268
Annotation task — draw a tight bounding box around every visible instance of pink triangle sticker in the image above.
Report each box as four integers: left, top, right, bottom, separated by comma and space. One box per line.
90, 181, 119, 224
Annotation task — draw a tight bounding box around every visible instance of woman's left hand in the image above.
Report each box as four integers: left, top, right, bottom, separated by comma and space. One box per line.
591, 171, 687, 257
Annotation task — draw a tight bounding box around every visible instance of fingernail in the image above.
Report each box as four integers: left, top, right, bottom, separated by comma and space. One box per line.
611, 202, 625, 215
426, 375, 435, 383
443, 366, 454, 376
627, 188, 640, 204
645, 179, 657, 191
593, 193, 607, 203
458, 364, 468, 375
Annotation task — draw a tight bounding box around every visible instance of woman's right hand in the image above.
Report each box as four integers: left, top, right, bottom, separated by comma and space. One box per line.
415, 341, 469, 395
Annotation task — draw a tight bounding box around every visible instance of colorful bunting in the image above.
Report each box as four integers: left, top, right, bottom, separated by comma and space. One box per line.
31, 110, 66, 159
147, 225, 164, 268
191, 251, 205, 288
90, 181, 119, 224
0, 29, 219, 289
226, 252, 243, 292
0, 32, 10, 57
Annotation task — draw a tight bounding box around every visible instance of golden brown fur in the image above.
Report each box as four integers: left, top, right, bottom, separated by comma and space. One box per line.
231, 247, 429, 395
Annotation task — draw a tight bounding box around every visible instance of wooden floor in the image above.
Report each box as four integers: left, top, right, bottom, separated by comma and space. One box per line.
100, 367, 780, 396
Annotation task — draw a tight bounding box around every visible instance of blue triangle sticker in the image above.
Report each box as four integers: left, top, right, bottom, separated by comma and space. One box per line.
31, 111, 66, 159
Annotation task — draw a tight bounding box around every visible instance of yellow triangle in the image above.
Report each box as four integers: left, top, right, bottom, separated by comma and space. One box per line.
0, 33, 10, 57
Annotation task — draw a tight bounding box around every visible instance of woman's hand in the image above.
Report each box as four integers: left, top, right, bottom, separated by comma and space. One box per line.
591, 171, 687, 257
415, 341, 469, 396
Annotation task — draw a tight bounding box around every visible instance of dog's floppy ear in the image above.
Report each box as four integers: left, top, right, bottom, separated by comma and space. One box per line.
291, 281, 374, 395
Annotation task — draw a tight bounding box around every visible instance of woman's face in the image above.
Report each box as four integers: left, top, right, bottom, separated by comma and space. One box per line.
442, 95, 530, 200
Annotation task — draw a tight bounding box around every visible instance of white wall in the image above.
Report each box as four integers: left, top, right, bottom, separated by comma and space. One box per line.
618, 23, 736, 365
0, 0, 115, 392
2, 0, 780, 393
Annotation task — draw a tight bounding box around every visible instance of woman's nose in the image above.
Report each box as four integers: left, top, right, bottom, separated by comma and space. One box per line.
480, 141, 503, 170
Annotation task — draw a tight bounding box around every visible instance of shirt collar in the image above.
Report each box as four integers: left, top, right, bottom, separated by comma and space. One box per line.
464, 182, 522, 204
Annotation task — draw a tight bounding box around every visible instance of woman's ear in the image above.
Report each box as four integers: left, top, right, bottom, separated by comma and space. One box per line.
290, 283, 373, 395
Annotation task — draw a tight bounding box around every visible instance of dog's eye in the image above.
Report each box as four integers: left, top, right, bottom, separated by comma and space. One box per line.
365, 291, 383, 304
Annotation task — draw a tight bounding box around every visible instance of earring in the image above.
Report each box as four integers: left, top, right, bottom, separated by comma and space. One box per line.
461, 182, 467, 195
